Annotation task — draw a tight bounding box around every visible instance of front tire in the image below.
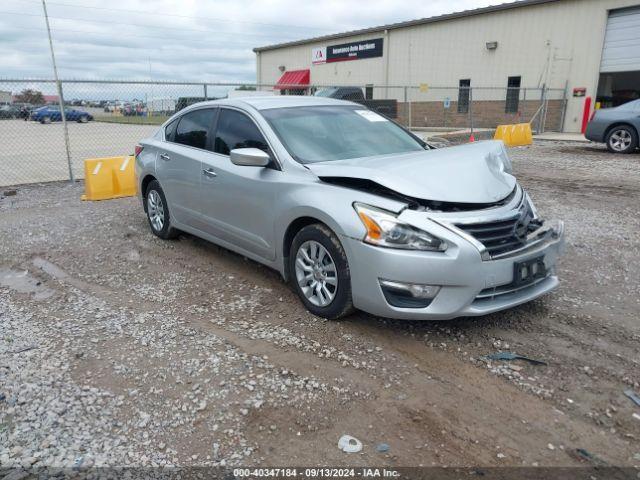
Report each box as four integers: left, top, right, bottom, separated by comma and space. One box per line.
289, 224, 354, 320
145, 180, 179, 240
41, 116, 51, 124
606, 126, 638, 154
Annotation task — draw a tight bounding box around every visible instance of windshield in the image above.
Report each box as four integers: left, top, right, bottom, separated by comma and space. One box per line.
313, 88, 338, 97
261, 106, 425, 163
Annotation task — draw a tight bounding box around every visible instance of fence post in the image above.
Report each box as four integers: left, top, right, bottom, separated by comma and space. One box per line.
408, 87, 412, 130
403, 86, 407, 127
536, 86, 545, 134
559, 80, 568, 132
204, 84, 208, 101
541, 85, 549, 133
469, 87, 474, 138
58, 82, 74, 182
42, 0, 74, 182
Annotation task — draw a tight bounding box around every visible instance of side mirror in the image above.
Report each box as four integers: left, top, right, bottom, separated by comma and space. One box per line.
230, 148, 270, 167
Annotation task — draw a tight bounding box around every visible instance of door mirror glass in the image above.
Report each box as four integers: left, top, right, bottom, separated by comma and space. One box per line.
230, 148, 270, 167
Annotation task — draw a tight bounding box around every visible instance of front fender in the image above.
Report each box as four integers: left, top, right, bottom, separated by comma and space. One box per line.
274, 181, 407, 274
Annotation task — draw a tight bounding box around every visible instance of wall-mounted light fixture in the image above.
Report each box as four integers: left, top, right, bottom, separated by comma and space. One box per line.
278, 65, 286, 72
486, 41, 498, 50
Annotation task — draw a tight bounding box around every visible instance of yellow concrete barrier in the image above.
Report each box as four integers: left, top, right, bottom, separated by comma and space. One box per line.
494, 123, 533, 147
81, 155, 137, 201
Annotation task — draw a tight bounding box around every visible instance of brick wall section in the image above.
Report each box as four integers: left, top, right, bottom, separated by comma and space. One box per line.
397, 99, 564, 131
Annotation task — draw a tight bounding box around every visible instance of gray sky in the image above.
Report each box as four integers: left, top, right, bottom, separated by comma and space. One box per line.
1, 0, 511, 83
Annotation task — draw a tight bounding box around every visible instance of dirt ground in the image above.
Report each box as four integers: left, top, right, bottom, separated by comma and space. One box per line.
0, 141, 639, 470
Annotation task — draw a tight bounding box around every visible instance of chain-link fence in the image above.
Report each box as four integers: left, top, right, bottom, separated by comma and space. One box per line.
0, 79, 566, 187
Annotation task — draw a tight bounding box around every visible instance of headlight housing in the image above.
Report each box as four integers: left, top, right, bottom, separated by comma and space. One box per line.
524, 191, 539, 220
353, 203, 447, 251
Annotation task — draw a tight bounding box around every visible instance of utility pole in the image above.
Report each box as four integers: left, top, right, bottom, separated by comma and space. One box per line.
42, 0, 74, 182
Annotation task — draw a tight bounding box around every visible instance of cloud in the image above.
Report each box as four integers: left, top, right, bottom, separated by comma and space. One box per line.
0, 0, 506, 91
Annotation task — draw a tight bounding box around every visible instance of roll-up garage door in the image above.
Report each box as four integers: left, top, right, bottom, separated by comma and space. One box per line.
600, 6, 640, 73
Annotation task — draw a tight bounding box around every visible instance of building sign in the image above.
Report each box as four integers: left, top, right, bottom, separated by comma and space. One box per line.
312, 47, 326, 65
325, 38, 383, 63
573, 87, 586, 97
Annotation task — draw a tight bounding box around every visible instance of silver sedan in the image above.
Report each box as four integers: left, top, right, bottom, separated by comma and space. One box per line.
135, 96, 564, 320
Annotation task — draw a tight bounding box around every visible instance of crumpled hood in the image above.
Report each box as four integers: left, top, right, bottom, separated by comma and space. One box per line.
307, 140, 516, 204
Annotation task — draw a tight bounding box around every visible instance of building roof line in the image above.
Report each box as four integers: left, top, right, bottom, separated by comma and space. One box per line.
253, 0, 562, 53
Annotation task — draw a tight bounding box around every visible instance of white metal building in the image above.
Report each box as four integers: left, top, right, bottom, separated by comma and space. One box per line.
254, 0, 640, 132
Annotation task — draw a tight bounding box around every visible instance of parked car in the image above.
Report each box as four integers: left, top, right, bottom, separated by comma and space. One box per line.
174, 97, 205, 113
315, 86, 398, 119
315, 87, 366, 101
122, 103, 145, 116
30, 106, 94, 124
135, 97, 564, 320
585, 99, 640, 153
0, 104, 21, 119
15, 103, 33, 120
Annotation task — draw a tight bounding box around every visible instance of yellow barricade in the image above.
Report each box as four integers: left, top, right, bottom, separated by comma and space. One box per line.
81, 155, 137, 201
494, 123, 533, 147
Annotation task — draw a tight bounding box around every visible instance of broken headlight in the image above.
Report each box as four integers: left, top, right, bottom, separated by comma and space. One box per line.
354, 203, 447, 252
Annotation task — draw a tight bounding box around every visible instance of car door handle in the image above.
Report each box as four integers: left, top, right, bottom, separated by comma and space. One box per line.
202, 168, 217, 178
159, 153, 170, 161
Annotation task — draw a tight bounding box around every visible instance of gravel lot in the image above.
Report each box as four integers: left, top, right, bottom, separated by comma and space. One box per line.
0, 141, 639, 470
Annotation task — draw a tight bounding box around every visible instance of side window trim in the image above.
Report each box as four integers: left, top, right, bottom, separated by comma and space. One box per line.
164, 118, 177, 142
210, 107, 221, 149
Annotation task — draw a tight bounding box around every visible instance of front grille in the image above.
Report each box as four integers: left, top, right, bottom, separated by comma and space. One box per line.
456, 205, 534, 257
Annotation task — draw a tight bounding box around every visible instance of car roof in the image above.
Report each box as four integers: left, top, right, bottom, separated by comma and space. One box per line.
183, 95, 358, 112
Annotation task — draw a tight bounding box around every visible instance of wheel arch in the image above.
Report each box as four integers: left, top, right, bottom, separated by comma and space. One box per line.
282, 216, 329, 281
140, 174, 157, 211
280, 207, 353, 282
605, 122, 639, 140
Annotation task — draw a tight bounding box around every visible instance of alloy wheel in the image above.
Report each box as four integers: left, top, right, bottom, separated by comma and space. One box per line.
147, 190, 165, 232
609, 129, 632, 152
294, 240, 338, 307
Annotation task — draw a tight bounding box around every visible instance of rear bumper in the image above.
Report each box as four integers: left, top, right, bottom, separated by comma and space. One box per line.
584, 121, 606, 142
343, 220, 565, 320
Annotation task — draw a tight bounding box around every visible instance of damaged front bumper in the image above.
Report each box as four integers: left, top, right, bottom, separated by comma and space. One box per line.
342, 217, 565, 321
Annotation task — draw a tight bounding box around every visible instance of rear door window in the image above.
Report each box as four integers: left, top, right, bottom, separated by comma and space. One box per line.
213, 109, 269, 155
174, 108, 216, 150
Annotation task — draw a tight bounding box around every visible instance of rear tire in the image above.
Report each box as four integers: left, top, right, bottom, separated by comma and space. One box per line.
606, 126, 638, 154
78, 115, 89, 123
145, 180, 179, 240
41, 116, 51, 124
289, 224, 354, 320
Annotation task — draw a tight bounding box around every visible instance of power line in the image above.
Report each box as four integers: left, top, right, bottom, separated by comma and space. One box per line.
0, 10, 314, 41
7, 0, 338, 32
5, 24, 295, 48
2, 39, 256, 62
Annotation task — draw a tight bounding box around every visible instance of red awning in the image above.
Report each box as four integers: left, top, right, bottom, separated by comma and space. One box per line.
274, 69, 310, 90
